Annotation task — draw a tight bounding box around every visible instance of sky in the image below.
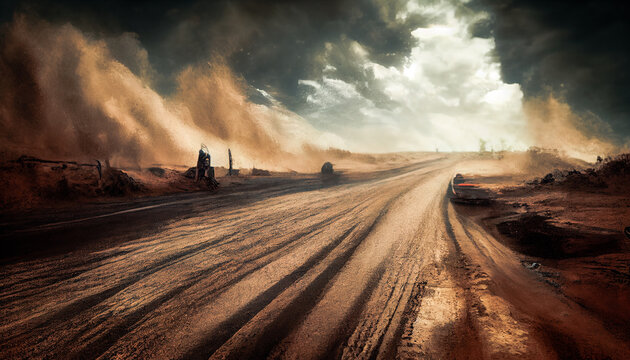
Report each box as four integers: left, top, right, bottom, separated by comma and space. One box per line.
0, 0, 628, 165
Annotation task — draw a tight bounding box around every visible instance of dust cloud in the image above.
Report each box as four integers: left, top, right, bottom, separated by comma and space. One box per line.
523, 95, 620, 162
0, 17, 342, 171
0, 17, 625, 173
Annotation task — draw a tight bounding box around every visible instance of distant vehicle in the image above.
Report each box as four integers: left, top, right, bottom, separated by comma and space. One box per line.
450, 173, 491, 204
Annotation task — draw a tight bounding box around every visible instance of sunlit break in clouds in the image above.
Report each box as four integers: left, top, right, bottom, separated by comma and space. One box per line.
298, 0, 528, 153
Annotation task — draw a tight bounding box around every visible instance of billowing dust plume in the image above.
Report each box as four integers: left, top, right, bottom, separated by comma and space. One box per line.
457, 95, 624, 177
523, 95, 620, 162
0, 17, 342, 171
1, 17, 625, 173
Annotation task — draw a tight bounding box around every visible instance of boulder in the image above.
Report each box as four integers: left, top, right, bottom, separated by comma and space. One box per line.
321, 162, 333, 174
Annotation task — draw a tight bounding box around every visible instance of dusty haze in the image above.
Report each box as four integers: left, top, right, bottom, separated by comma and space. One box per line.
0, 17, 343, 171
0, 17, 623, 170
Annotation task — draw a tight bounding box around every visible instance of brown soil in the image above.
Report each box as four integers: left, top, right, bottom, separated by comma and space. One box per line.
0, 156, 245, 211
453, 171, 630, 349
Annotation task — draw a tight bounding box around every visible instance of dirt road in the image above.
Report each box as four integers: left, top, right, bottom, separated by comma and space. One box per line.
1, 155, 628, 359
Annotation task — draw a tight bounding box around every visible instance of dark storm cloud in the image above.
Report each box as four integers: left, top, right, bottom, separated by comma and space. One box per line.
0, 0, 425, 110
192, 0, 427, 110
476, 0, 630, 143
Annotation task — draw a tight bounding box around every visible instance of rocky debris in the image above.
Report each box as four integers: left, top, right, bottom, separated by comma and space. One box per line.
148, 167, 166, 177
540, 173, 555, 184
251, 167, 270, 176
598, 153, 630, 176
528, 153, 630, 191
321, 162, 334, 174
526, 262, 541, 270
183, 167, 196, 179
522, 147, 583, 172
520, 260, 560, 287
100, 168, 145, 196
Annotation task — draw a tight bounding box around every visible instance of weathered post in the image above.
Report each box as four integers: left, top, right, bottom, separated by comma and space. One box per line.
228, 149, 233, 176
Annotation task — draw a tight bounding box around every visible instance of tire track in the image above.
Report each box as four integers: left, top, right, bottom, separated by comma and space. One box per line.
264, 174, 438, 360
0, 158, 456, 360
3, 198, 368, 357
94, 188, 400, 360
179, 224, 361, 360
186, 175, 423, 360
332, 174, 447, 360
0, 249, 134, 294
210, 196, 399, 360
374, 277, 427, 360
75, 226, 361, 360
67, 193, 379, 358
182, 179, 422, 359
320, 260, 390, 360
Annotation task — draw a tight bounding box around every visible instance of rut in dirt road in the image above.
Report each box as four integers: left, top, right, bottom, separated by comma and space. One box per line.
0, 159, 458, 359
4, 155, 627, 359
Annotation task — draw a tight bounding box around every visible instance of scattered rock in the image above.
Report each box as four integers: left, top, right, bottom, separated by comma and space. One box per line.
148, 167, 166, 177
527, 262, 541, 270
251, 168, 270, 176
184, 167, 197, 179
540, 173, 555, 184
101, 168, 144, 196
529, 153, 630, 192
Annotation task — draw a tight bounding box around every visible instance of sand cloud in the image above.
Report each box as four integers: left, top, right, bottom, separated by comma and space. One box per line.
0, 2, 624, 169
523, 95, 618, 162
0, 17, 342, 170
